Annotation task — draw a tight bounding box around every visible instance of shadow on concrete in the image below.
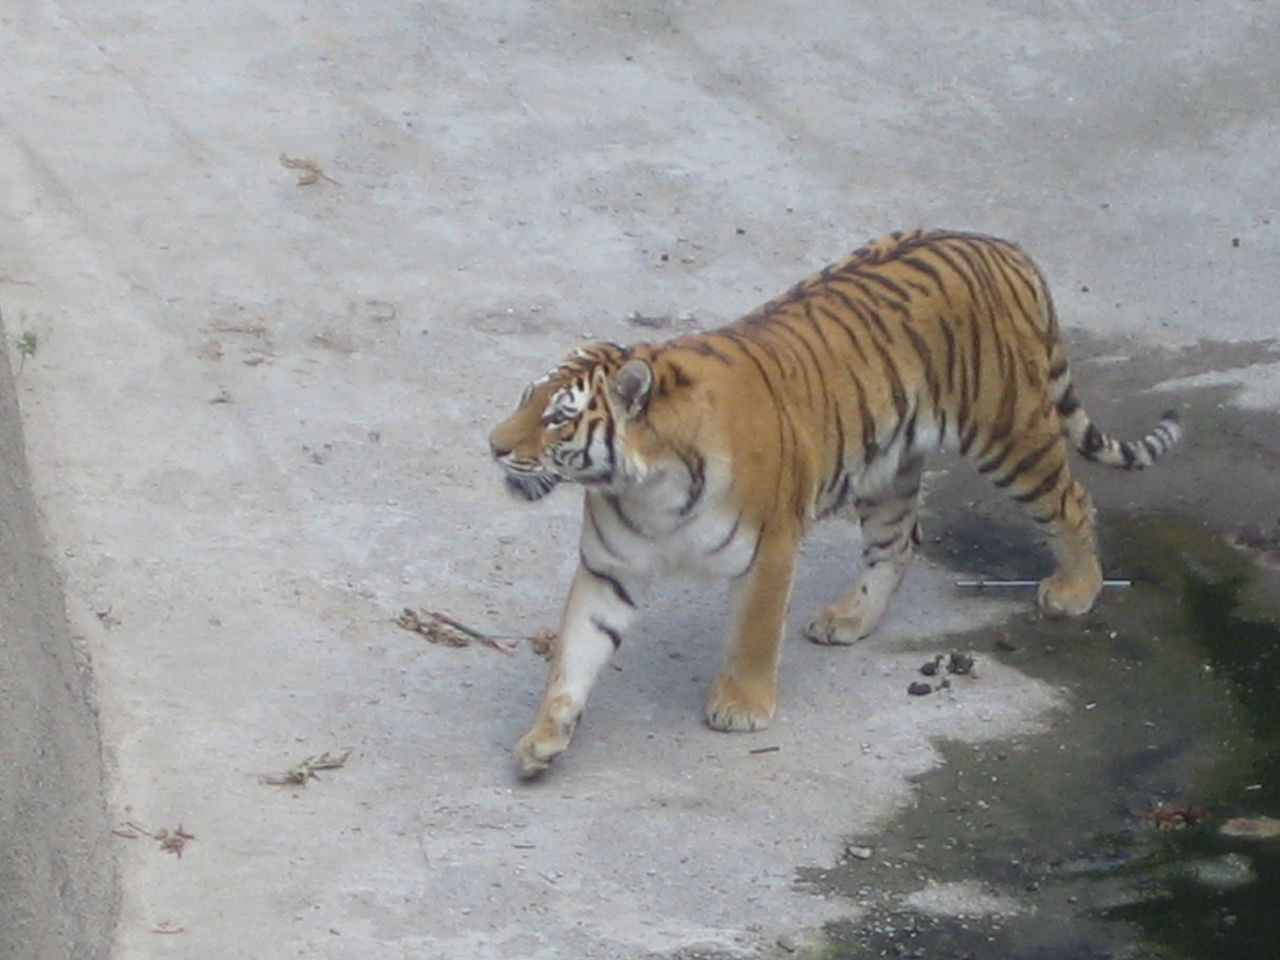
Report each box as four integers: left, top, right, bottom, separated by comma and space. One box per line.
0, 313, 116, 959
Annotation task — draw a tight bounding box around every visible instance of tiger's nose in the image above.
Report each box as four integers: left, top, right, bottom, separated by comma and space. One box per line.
489, 437, 511, 460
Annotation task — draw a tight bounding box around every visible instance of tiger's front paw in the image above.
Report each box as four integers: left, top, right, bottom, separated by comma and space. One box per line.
514, 705, 578, 779
804, 605, 873, 646
705, 673, 775, 732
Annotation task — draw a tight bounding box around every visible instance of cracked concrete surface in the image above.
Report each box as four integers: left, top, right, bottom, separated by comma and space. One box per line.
1, 1, 1276, 957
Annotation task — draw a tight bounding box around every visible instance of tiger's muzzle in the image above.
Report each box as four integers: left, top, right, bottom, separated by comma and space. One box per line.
491, 445, 563, 501
503, 470, 562, 501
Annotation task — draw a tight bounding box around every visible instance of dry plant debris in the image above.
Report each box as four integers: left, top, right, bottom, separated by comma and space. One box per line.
1143, 803, 1210, 831
279, 153, 339, 186
112, 822, 197, 857
1227, 523, 1280, 568
260, 750, 351, 787
394, 608, 521, 654
529, 627, 558, 660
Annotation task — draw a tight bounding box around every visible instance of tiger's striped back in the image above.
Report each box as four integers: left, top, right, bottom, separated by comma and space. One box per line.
637, 229, 1179, 526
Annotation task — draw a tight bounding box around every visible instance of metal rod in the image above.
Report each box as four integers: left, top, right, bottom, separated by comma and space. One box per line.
955, 579, 1132, 589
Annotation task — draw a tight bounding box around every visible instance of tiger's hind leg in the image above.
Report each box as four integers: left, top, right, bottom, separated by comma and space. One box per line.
805, 456, 923, 646
987, 431, 1102, 616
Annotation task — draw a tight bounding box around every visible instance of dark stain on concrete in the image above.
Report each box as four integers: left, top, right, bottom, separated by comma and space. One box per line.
796, 337, 1280, 960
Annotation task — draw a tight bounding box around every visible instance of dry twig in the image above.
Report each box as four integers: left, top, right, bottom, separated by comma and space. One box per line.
260, 750, 352, 787
279, 153, 339, 186
113, 821, 197, 857
394, 608, 520, 654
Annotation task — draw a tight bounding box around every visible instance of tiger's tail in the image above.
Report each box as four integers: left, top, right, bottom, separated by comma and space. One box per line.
1049, 361, 1182, 470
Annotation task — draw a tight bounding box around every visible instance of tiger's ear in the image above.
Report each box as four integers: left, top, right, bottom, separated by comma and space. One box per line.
609, 359, 653, 420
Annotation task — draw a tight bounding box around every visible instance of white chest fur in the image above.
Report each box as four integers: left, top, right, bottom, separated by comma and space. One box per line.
580, 464, 757, 581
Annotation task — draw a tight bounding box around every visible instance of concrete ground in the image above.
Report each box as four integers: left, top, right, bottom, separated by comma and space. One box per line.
2, 1, 1277, 958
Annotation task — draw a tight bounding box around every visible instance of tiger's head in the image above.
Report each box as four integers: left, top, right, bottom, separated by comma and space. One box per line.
489, 342, 655, 501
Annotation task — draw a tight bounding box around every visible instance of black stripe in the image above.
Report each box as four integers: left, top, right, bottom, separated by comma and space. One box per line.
677, 449, 706, 515
902, 323, 939, 411
987, 372, 1019, 445
845, 266, 912, 302
801, 300, 849, 494
851, 372, 879, 464
763, 316, 824, 403
1011, 461, 1066, 504
578, 417, 602, 471
585, 498, 626, 561
600, 412, 616, 475
941, 321, 959, 394
816, 302, 872, 366
977, 441, 1014, 475
927, 242, 981, 307
831, 473, 854, 512
591, 616, 622, 650
604, 493, 647, 538
707, 514, 742, 555
867, 533, 904, 554
1081, 423, 1105, 455
944, 240, 995, 312
992, 435, 1060, 489
826, 406, 848, 493
900, 255, 948, 299
870, 338, 909, 423
992, 244, 1042, 317
718, 329, 793, 471
827, 285, 895, 342
732, 532, 764, 580
580, 552, 636, 607
1057, 385, 1081, 417
902, 409, 920, 454
684, 338, 735, 365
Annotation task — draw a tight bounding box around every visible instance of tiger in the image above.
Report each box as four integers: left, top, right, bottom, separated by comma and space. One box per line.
489, 229, 1181, 778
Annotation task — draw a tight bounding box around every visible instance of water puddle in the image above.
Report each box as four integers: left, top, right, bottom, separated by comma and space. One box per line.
800, 513, 1280, 959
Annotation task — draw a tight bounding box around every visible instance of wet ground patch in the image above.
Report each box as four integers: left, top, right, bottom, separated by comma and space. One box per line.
799, 511, 1280, 960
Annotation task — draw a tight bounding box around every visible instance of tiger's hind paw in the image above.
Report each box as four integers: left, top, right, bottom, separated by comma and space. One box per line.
705, 673, 774, 732
1036, 571, 1101, 618
804, 606, 874, 646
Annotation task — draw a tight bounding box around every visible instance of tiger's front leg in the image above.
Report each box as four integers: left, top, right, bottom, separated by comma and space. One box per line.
515, 560, 638, 778
705, 530, 799, 732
